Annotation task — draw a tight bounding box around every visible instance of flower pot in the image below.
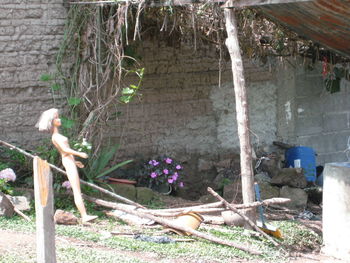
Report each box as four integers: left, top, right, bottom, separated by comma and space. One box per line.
167, 212, 204, 236
151, 184, 172, 195
107, 178, 137, 185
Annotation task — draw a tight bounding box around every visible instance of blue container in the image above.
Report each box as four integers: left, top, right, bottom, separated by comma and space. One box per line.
285, 146, 316, 182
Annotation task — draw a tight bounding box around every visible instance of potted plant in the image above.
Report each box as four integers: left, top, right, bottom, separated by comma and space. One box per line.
139, 156, 185, 195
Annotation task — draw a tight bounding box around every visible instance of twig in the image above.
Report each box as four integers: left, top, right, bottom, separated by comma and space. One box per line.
83, 194, 262, 255
13, 207, 31, 222
207, 187, 280, 247
0, 139, 145, 209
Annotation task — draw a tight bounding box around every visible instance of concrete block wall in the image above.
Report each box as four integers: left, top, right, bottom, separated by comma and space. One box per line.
0, 0, 67, 148
277, 59, 350, 165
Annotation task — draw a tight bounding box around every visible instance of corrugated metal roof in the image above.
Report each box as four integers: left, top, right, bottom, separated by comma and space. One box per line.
233, 0, 350, 58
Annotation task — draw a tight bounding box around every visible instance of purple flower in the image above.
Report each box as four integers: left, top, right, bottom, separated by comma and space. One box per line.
152, 160, 159, 166
150, 172, 158, 178
0, 168, 16, 182
163, 169, 169, 175
175, 165, 182, 170
148, 160, 153, 165
62, 180, 71, 189
179, 182, 184, 188
168, 178, 174, 184
172, 172, 178, 181
165, 158, 173, 164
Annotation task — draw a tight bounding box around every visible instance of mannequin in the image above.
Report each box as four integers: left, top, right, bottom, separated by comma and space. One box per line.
36, 108, 97, 223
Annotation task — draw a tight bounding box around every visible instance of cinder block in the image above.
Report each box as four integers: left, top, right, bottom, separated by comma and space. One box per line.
296, 115, 323, 136
323, 113, 349, 132
295, 76, 324, 97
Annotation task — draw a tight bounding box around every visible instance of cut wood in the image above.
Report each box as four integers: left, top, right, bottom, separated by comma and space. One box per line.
83, 194, 262, 255
0, 139, 145, 209
208, 187, 280, 246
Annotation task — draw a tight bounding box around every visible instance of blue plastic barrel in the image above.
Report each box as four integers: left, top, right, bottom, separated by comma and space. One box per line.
285, 146, 316, 182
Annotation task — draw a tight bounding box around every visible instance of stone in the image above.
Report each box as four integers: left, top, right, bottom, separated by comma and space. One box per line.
109, 184, 137, 201
54, 209, 78, 225
221, 211, 245, 227
6, 195, 30, 211
197, 158, 213, 172
136, 187, 155, 204
255, 172, 271, 184
258, 181, 280, 200
280, 186, 308, 210
271, 168, 307, 188
259, 157, 281, 178
0, 192, 14, 217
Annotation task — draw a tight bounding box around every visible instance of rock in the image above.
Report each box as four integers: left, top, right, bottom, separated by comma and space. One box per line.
109, 183, 137, 201
6, 195, 30, 211
221, 211, 245, 227
136, 187, 155, 204
280, 186, 308, 210
271, 168, 307, 188
0, 192, 14, 217
258, 181, 280, 200
198, 158, 213, 172
199, 194, 217, 203
214, 159, 232, 171
259, 157, 281, 178
255, 172, 271, 184
223, 180, 243, 204
54, 209, 78, 225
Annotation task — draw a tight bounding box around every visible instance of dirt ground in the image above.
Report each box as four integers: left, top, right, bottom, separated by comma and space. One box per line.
0, 196, 347, 263
0, 228, 345, 263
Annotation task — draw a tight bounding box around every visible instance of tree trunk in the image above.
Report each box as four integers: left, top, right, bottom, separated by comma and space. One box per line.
224, 7, 256, 223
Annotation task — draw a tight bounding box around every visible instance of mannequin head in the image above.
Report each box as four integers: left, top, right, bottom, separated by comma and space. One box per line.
36, 108, 59, 132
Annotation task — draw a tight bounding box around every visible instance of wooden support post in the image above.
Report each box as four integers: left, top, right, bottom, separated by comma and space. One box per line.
224, 3, 256, 222
33, 156, 56, 263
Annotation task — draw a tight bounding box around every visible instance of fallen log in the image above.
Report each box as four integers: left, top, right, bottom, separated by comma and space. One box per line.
0, 139, 145, 209
208, 187, 280, 247
83, 194, 262, 255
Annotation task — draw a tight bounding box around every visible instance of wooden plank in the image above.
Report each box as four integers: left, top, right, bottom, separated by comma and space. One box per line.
33, 156, 56, 263
69, 0, 224, 6
225, 0, 314, 8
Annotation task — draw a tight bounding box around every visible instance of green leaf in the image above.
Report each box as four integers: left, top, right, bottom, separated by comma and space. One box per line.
60, 116, 75, 129
68, 97, 82, 106
51, 83, 61, 91
96, 159, 133, 178
120, 96, 131, 104
122, 87, 135, 95
40, 74, 53, 82
129, 84, 138, 90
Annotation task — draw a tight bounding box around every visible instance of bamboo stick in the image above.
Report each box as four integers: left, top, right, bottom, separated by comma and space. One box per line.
0, 139, 145, 209
207, 187, 280, 247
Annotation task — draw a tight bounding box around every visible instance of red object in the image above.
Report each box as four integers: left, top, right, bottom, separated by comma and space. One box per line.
107, 178, 137, 185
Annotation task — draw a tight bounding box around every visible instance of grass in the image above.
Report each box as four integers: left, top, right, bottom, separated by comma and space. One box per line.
0, 214, 322, 263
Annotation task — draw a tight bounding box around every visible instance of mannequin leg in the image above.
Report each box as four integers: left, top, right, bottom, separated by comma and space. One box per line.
63, 162, 97, 223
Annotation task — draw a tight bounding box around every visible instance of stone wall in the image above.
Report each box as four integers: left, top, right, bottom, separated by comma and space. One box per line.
104, 40, 277, 161
0, 1, 278, 165
0, 0, 67, 147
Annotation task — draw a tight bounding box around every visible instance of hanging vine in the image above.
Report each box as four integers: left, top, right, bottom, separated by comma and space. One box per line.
52, 2, 325, 154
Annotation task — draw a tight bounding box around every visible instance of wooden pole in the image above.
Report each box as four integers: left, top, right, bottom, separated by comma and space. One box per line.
208, 187, 280, 246
33, 156, 56, 263
224, 3, 256, 222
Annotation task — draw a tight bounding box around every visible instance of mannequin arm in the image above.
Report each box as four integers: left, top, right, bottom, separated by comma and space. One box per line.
52, 137, 88, 159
